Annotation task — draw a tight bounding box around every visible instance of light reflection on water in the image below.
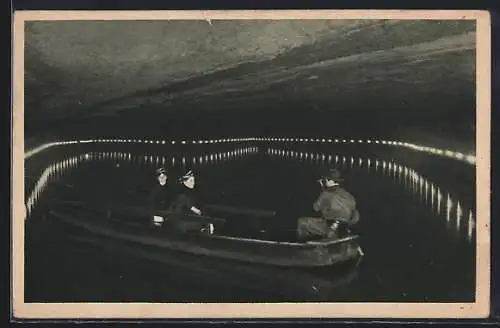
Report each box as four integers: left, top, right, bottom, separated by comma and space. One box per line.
23, 143, 477, 303
26, 137, 476, 166
25, 145, 475, 243
24, 147, 259, 221
266, 148, 475, 243
25, 154, 86, 219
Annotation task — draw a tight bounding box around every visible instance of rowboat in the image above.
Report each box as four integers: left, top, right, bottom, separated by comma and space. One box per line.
47, 200, 364, 268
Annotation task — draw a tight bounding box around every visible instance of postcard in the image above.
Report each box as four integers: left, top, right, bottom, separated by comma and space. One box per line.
12, 9, 491, 319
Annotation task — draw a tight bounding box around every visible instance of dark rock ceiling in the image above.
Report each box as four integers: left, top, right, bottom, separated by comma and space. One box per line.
24, 19, 476, 139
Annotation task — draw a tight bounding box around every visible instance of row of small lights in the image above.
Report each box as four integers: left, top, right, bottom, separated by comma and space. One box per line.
25, 140, 79, 159
267, 148, 474, 169
25, 154, 84, 220
86, 147, 259, 166
267, 147, 470, 210
24, 147, 260, 220
268, 148, 475, 242
25, 145, 476, 242
24, 137, 476, 165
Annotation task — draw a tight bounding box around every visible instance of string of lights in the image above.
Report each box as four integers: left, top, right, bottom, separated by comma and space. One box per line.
24, 137, 476, 165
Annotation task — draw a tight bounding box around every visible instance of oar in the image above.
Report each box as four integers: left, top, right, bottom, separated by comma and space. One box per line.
154, 210, 227, 224
204, 204, 276, 219
55, 200, 227, 224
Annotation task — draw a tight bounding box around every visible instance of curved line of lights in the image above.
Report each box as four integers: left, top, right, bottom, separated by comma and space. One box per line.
24, 144, 475, 243
24, 137, 476, 165
25, 154, 84, 220
24, 147, 259, 221
267, 147, 476, 243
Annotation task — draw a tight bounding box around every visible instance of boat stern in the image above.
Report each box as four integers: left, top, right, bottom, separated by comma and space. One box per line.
308, 235, 362, 267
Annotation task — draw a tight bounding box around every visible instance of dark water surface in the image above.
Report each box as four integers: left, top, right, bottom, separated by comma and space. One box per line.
24, 143, 476, 303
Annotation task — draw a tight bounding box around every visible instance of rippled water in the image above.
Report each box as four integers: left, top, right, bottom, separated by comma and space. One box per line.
24, 142, 476, 303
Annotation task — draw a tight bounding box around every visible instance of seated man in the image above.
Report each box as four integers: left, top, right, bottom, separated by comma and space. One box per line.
298, 168, 359, 240
168, 170, 202, 215
147, 167, 170, 227
167, 170, 214, 234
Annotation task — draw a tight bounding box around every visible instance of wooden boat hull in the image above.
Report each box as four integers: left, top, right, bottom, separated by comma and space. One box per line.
55, 232, 361, 301
47, 201, 363, 268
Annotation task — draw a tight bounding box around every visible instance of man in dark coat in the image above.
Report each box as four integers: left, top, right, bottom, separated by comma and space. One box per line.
147, 167, 171, 226
168, 170, 203, 215
167, 170, 214, 234
298, 168, 360, 240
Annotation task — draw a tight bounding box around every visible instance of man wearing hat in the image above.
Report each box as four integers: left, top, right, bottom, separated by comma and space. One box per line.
168, 170, 203, 216
167, 170, 215, 234
297, 168, 360, 240
148, 167, 171, 226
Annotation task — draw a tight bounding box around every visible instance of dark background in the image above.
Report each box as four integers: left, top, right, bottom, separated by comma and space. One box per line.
10, 0, 499, 324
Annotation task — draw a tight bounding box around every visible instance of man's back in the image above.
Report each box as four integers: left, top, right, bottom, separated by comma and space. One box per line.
313, 186, 358, 224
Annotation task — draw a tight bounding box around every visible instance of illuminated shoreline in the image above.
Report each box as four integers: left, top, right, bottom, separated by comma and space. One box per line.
24, 137, 476, 165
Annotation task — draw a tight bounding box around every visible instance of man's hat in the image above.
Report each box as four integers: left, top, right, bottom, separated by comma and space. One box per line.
156, 167, 167, 176
322, 168, 344, 182
179, 169, 195, 182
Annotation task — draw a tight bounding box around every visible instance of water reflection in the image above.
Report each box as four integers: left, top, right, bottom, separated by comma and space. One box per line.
25, 154, 86, 219
266, 148, 475, 243
26, 145, 476, 243
25, 147, 259, 221
26, 137, 475, 166
80, 147, 259, 169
